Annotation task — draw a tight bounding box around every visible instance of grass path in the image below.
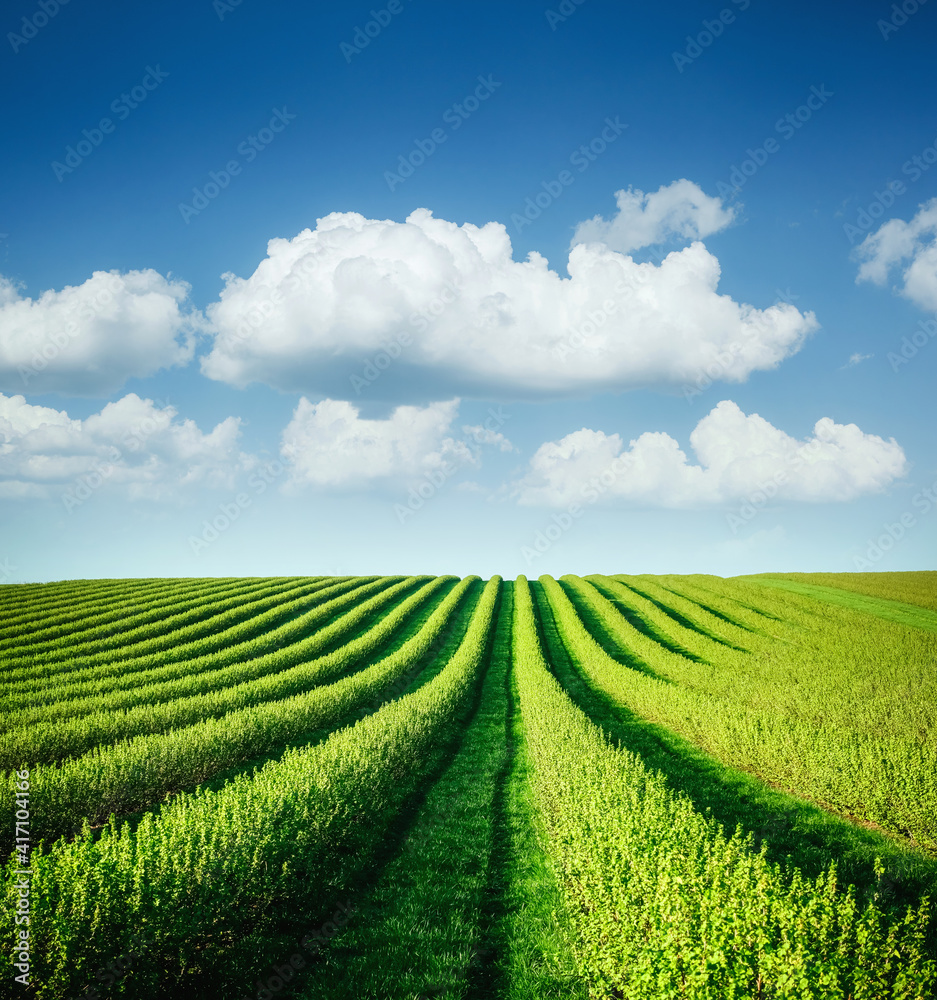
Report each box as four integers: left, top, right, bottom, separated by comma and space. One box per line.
289, 581, 583, 999
745, 576, 937, 632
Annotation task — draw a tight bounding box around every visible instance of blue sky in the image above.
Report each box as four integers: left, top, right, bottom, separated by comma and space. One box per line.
1, 0, 935, 581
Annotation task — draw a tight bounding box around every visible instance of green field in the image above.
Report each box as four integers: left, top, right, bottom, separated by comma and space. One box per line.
2, 572, 936, 999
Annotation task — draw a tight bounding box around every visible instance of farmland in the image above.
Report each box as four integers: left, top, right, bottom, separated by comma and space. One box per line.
2, 572, 936, 999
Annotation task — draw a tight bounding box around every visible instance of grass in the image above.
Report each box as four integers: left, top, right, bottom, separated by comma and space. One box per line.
528, 579, 937, 959
5, 573, 935, 998
282, 581, 585, 1000
743, 575, 937, 633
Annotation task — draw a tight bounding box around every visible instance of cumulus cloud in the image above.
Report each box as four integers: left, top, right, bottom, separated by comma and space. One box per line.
570, 179, 737, 254
0, 270, 201, 396
513, 400, 906, 508
0, 393, 251, 503
855, 199, 937, 311
200, 205, 816, 400
280, 397, 485, 490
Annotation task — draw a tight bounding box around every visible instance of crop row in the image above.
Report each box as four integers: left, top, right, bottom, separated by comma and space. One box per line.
605, 574, 936, 736
0, 576, 263, 648
604, 574, 759, 651
0, 575, 473, 846
643, 574, 783, 632
0, 576, 332, 669
0, 577, 431, 768
0, 577, 502, 998
0, 575, 211, 622
543, 575, 937, 852
1, 576, 367, 700
1, 577, 401, 726
586, 575, 766, 666
514, 575, 935, 998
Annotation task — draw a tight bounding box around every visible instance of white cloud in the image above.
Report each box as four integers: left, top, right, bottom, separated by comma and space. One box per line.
462, 424, 516, 452
571, 179, 737, 254
200, 204, 816, 400
0, 270, 201, 396
513, 400, 907, 508
280, 397, 479, 490
855, 199, 937, 311
840, 352, 872, 369
0, 393, 251, 503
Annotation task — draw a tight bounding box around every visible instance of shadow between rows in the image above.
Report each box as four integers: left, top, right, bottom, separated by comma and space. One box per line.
242, 575, 420, 661
591, 576, 749, 652
2, 577, 355, 699
641, 576, 768, 633
528, 580, 937, 950
82, 578, 476, 846
552, 578, 673, 681
2, 576, 308, 658
564, 577, 710, 664
226, 582, 508, 1000
464, 582, 515, 1000
666, 576, 786, 622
